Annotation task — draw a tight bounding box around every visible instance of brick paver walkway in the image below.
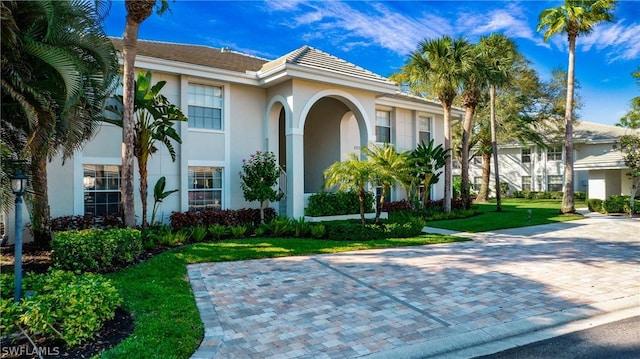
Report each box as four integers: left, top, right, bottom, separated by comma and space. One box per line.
188, 214, 640, 358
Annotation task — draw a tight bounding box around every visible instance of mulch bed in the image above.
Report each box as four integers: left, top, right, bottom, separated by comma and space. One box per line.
0, 243, 155, 359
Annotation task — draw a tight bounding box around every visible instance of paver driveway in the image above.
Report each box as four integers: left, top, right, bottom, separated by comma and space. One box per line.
188, 214, 640, 359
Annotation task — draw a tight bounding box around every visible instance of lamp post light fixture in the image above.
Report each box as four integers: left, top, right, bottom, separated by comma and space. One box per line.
10, 170, 28, 302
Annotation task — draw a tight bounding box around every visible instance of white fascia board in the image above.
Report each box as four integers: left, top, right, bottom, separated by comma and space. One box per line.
133, 56, 260, 86
258, 64, 398, 94
375, 96, 443, 113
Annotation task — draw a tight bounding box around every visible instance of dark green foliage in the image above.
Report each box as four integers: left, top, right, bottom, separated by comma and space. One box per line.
309, 224, 326, 238
322, 217, 425, 241
141, 224, 171, 249
263, 217, 293, 237
190, 226, 208, 242
1, 270, 121, 346
587, 198, 603, 212
603, 195, 636, 214
51, 228, 142, 273
292, 217, 311, 238
513, 191, 564, 200
305, 191, 374, 217
208, 224, 229, 240
169, 208, 276, 231
230, 225, 249, 238
50, 213, 123, 231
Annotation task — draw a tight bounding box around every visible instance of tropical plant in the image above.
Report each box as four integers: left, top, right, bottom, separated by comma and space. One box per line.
537, 0, 617, 214
1, 0, 119, 242
323, 153, 377, 224
613, 134, 640, 216
121, 0, 171, 227
208, 224, 228, 240
477, 34, 518, 211
106, 71, 186, 227
406, 35, 472, 212
617, 67, 640, 130
410, 140, 450, 209
150, 176, 179, 226
363, 142, 411, 223
239, 150, 284, 223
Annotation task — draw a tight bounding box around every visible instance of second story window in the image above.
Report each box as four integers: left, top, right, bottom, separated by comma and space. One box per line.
188, 83, 223, 130
547, 145, 562, 161
522, 148, 531, 163
376, 110, 391, 143
418, 115, 431, 145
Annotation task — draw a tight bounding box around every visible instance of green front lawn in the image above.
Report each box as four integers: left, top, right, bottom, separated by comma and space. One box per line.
426, 199, 583, 232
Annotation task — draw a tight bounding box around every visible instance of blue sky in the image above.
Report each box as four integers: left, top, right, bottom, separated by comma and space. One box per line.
103, 1, 639, 126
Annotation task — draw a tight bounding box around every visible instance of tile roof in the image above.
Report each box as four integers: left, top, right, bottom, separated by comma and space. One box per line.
110, 38, 267, 73
260, 46, 395, 85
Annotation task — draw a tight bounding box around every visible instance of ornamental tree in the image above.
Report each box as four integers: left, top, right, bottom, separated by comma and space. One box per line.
614, 134, 640, 216
239, 151, 284, 223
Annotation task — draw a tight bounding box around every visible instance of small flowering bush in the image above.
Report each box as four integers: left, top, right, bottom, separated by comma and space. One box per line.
239, 150, 284, 222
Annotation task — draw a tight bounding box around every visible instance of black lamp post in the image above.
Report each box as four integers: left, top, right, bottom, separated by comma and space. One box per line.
10, 170, 27, 302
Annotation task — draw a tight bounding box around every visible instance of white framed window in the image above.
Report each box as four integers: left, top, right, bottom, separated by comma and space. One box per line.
188, 166, 223, 211
547, 145, 562, 161
521, 148, 531, 163
375, 110, 391, 143
547, 175, 563, 192
188, 83, 223, 130
418, 115, 431, 145
83, 164, 121, 216
473, 176, 482, 191
521, 176, 532, 191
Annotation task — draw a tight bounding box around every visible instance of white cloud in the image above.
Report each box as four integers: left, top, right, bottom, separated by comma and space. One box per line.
581, 20, 640, 62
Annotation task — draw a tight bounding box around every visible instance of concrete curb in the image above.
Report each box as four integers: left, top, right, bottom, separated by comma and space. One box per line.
362, 295, 640, 359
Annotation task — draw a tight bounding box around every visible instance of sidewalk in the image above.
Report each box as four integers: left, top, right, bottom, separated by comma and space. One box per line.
188, 213, 640, 358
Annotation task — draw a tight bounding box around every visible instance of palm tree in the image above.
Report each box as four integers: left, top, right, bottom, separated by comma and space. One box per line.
459, 43, 489, 209
407, 36, 471, 212
324, 153, 376, 224
410, 140, 450, 209
362, 142, 410, 223
478, 34, 518, 211
105, 71, 186, 227
1, 0, 118, 242
538, 0, 616, 214
121, 0, 170, 227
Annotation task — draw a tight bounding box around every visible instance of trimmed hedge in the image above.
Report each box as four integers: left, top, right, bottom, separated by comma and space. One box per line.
169, 208, 275, 231
1, 270, 121, 346
51, 228, 142, 273
50, 213, 123, 232
322, 217, 426, 241
305, 190, 374, 217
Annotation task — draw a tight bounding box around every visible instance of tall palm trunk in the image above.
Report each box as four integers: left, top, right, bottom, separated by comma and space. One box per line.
137, 143, 149, 227
561, 35, 576, 214
358, 187, 366, 224
477, 148, 491, 202
122, 0, 155, 227
442, 102, 453, 212
29, 152, 51, 244
489, 85, 502, 212
461, 102, 476, 209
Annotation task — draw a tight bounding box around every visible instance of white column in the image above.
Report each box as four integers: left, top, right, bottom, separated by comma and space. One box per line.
287, 131, 304, 218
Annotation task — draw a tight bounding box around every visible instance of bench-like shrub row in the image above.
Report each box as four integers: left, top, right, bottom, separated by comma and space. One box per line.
51, 228, 142, 273
169, 208, 275, 231
589, 195, 639, 214
305, 190, 374, 217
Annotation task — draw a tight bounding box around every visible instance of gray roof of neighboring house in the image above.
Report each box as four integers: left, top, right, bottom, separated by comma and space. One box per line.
573, 121, 637, 143
574, 151, 627, 170
110, 39, 395, 87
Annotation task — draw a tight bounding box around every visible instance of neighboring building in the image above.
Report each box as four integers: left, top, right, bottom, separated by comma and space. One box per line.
464, 121, 638, 199
3, 39, 465, 240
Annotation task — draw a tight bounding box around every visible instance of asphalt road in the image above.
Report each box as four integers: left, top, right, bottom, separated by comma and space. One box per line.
475, 316, 640, 359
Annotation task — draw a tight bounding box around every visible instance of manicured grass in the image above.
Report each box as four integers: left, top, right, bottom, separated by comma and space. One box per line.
102, 234, 465, 358
425, 199, 583, 232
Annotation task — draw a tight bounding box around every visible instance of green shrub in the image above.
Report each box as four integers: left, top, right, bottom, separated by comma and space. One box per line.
190, 226, 208, 242
51, 228, 142, 273
603, 195, 628, 214
305, 190, 374, 217
174, 228, 192, 244
292, 217, 311, 238
208, 224, 229, 240
142, 224, 171, 249
575, 191, 586, 201
230, 225, 248, 238
1, 270, 121, 347
264, 217, 293, 237
588, 198, 604, 213
309, 224, 326, 238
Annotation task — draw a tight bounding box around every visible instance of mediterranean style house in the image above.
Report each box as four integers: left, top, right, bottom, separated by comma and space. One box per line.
2, 38, 465, 240
464, 121, 638, 200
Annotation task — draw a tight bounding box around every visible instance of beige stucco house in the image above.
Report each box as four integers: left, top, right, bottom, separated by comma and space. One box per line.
2, 38, 465, 239
465, 121, 638, 200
